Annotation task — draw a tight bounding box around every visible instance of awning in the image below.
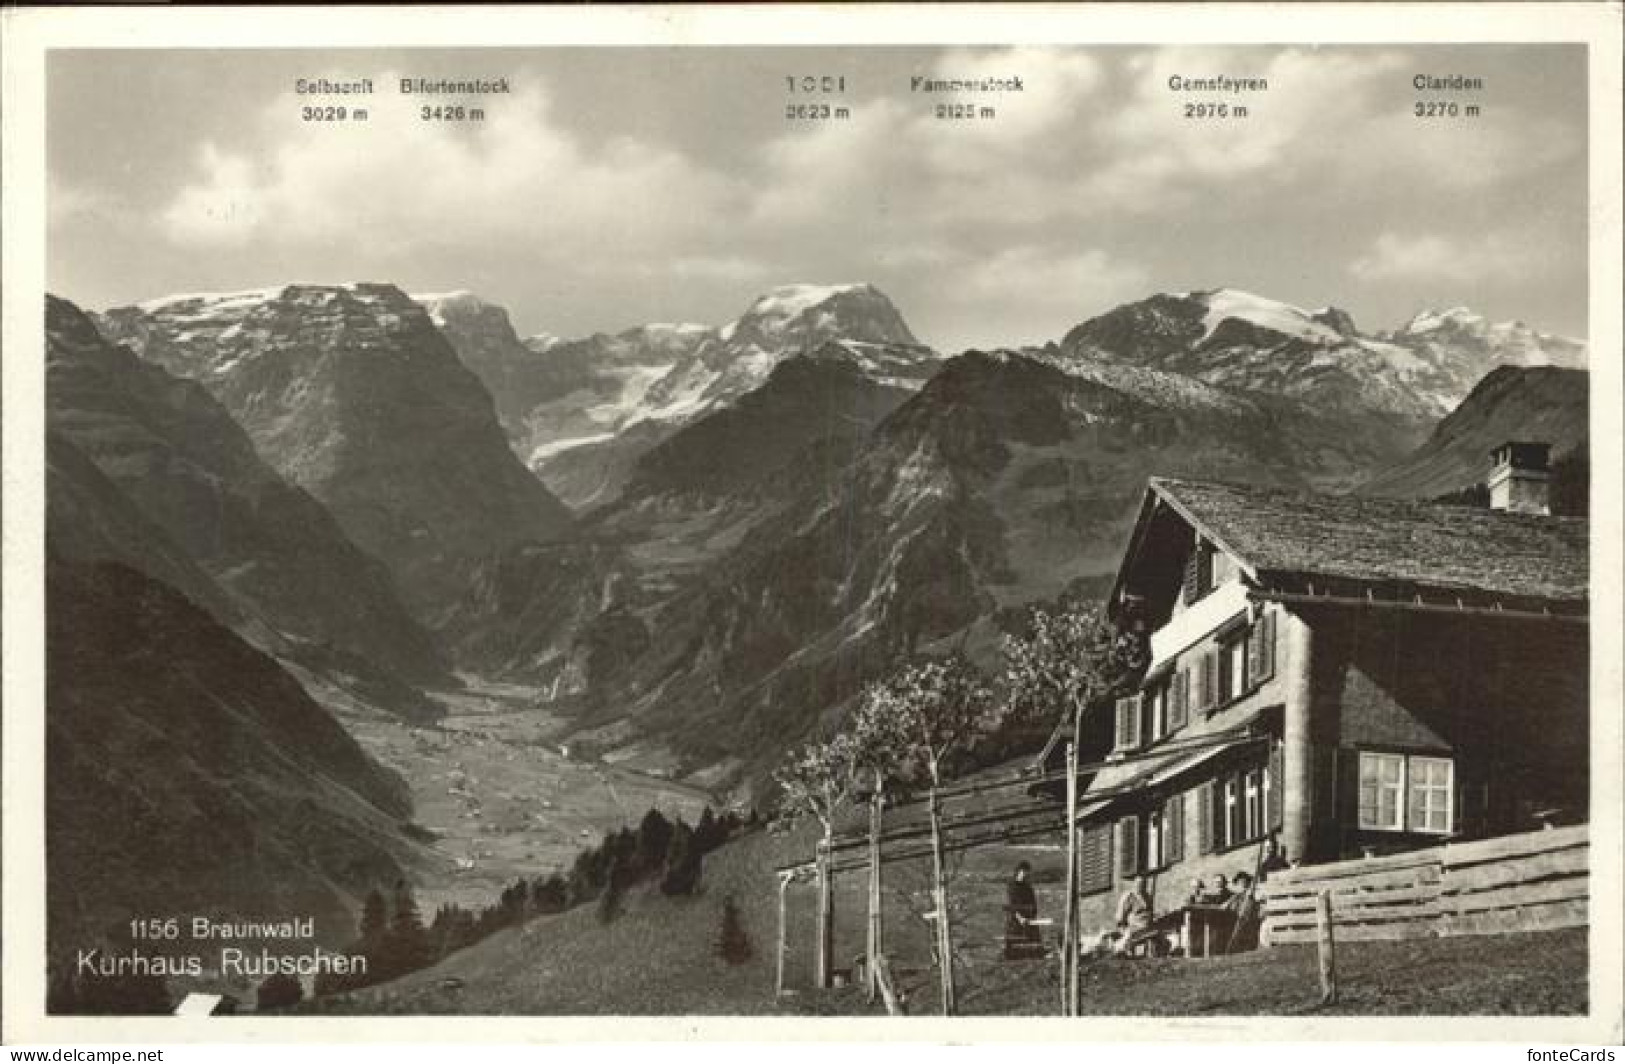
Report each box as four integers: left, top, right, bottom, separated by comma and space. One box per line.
1074, 708, 1276, 823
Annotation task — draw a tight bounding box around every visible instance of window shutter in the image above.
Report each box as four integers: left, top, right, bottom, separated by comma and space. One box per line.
1079, 823, 1113, 894
1182, 548, 1199, 604
1168, 671, 1188, 731
1268, 742, 1285, 830
1167, 793, 1185, 863
1197, 782, 1214, 854
1256, 611, 1276, 683
1201, 651, 1218, 711
1117, 816, 1141, 880
1125, 694, 1142, 749
1248, 618, 1265, 685
1218, 643, 1233, 699
1113, 698, 1129, 750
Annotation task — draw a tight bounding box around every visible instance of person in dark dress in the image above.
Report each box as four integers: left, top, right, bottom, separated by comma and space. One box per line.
1225, 871, 1263, 952
1004, 861, 1043, 959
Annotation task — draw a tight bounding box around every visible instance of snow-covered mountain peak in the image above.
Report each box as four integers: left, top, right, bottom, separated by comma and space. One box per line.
719, 283, 918, 348
1193, 288, 1346, 346
412, 290, 495, 326
1400, 306, 1486, 335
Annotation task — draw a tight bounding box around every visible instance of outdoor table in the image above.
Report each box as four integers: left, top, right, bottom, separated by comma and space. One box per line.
1177, 904, 1237, 958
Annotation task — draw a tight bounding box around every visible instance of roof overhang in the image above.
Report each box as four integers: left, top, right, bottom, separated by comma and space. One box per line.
1106, 479, 1263, 624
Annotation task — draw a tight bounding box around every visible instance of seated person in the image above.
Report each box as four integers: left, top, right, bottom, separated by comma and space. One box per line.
1259, 837, 1290, 882
1185, 877, 1208, 906
1113, 876, 1167, 957
1207, 873, 1233, 907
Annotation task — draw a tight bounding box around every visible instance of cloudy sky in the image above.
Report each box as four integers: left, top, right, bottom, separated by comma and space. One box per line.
48, 44, 1587, 352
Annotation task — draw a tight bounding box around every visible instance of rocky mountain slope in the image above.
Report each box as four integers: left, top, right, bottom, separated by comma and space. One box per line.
1359, 365, 1589, 501
436, 348, 917, 696
47, 558, 427, 965
1060, 289, 1585, 446
47, 429, 244, 629
81, 278, 1586, 795
98, 284, 575, 628
569, 343, 1415, 788
49, 294, 449, 692
427, 285, 940, 510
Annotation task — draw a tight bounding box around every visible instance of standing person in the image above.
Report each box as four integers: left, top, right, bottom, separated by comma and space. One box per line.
1225, 871, 1262, 952
1003, 861, 1043, 960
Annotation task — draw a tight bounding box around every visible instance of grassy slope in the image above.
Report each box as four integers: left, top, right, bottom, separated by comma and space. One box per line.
299, 802, 1585, 1016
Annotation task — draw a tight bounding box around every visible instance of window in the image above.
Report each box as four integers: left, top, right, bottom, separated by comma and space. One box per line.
1243, 768, 1263, 841
1358, 752, 1454, 835
1409, 757, 1454, 834
1145, 807, 1163, 870
1202, 759, 1275, 853
1147, 680, 1168, 741
1124, 794, 1186, 875
1223, 776, 1240, 847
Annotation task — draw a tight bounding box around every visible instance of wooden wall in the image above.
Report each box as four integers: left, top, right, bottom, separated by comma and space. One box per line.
1261, 823, 1588, 946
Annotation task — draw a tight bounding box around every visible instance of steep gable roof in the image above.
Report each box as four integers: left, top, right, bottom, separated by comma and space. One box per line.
1112, 477, 1588, 612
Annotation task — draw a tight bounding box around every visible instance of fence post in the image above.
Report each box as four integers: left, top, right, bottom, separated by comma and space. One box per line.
867, 775, 884, 1003
1316, 889, 1337, 1005
815, 838, 833, 988
1060, 740, 1079, 1015
775, 872, 792, 998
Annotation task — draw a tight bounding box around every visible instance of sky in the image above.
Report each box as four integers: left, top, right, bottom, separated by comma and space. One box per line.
47, 45, 1589, 353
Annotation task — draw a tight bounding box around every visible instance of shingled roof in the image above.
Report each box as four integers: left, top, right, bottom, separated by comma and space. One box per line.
1144, 477, 1588, 605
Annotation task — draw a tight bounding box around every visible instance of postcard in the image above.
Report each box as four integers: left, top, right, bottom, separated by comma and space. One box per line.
3, 2, 1621, 1046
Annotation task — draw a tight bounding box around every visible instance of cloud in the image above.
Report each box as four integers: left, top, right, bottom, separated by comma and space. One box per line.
903, 244, 1151, 352
1349, 230, 1545, 283
160, 78, 740, 260
130, 47, 1586, 348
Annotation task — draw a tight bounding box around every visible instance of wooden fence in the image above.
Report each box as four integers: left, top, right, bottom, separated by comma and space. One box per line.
1261, 824, 1588, 947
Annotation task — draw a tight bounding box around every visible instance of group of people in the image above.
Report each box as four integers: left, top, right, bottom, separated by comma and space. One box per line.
1003, 838, 1290, 961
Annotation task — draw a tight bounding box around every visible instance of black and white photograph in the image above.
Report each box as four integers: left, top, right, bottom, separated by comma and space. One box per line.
3, 2, 1621, 1046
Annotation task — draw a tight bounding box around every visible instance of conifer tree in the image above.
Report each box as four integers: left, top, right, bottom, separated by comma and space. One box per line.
660, 819, 703, 895
597, 854, 626, 924
716, 895, 753, 965
359, 887, 389, 946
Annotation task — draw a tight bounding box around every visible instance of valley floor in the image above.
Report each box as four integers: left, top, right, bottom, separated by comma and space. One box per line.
334, 675, 715, 912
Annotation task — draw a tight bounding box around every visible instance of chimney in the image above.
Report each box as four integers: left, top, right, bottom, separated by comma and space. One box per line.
1487, 441, 1551, 515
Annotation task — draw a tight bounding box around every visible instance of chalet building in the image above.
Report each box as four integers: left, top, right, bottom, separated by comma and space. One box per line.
1064, 442, 1588, 927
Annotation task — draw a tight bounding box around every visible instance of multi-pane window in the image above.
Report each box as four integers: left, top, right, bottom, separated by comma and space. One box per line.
1243, 767, 1264, 840
1359, 753, 1406, 830
1144, 807, 1164, 869
1408, 757, 1454, 834
1148, 682, 1168, 742
1202, 759, 1275, 853
1224, 636, 1248, 700
1358, 752, 1454, 835
1222, 777, 1240, 847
